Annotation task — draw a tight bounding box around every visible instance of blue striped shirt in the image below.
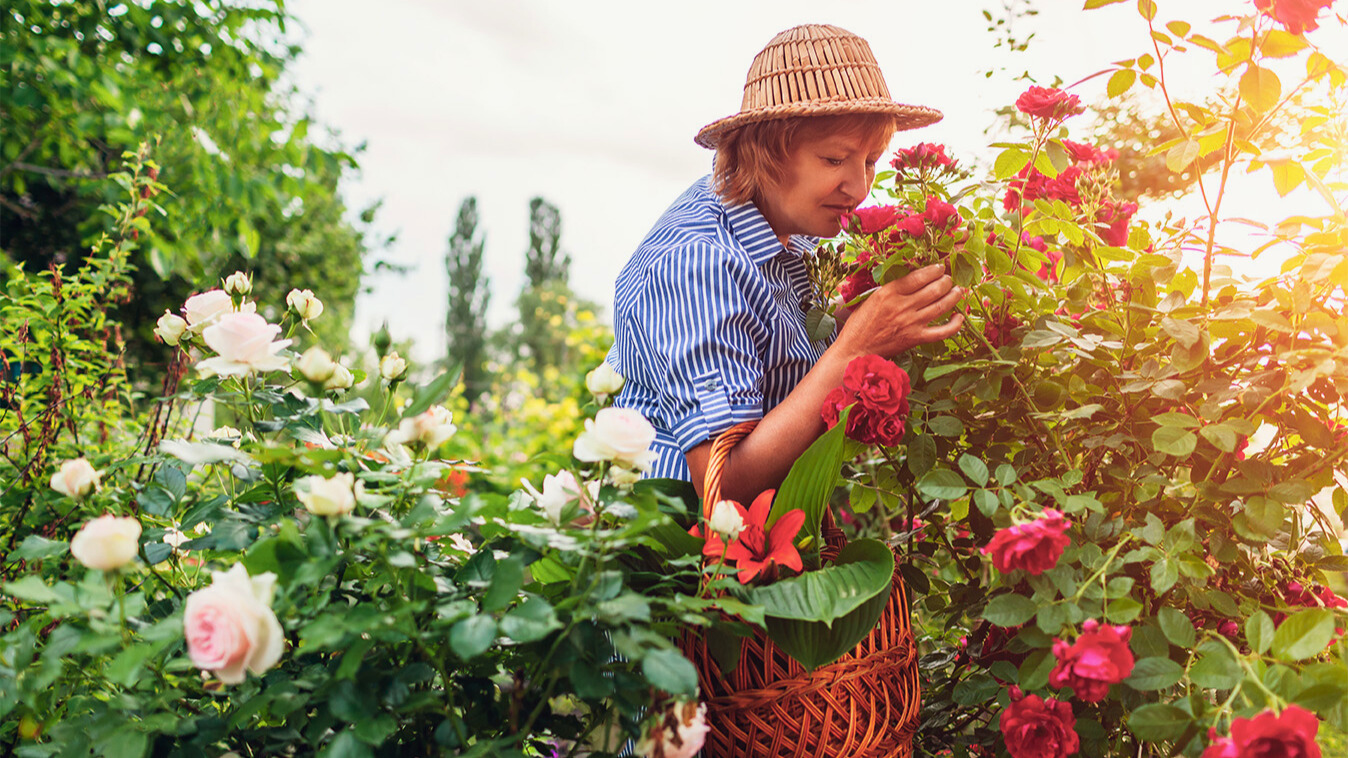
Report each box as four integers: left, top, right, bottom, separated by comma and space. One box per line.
605, 175, 833, 482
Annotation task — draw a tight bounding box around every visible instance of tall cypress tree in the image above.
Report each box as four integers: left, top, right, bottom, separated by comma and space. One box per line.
517, 197, 572, 374
445, 197, 491, 408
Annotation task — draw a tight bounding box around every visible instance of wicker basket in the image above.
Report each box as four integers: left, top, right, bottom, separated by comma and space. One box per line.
679, 420, 920, 758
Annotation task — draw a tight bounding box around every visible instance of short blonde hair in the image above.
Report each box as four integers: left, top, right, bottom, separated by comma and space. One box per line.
711, 113, 899, 206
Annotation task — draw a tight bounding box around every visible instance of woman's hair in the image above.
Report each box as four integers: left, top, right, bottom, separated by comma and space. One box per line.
711, 113, 898, 206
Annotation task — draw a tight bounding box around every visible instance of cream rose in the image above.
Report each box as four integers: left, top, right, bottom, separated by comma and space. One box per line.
708, 500, 746, 541
296, 346, 337, 384
69, 514, 141, 571
294, 472, 358, 516
183, 563, 283, 684
521, 470, 598, 525
573, 408, 658, 471
636, 700, 709, 758
183, 289, 254, 332
385, 405, 457, 449
155, 311, 188, 346
50, 457, 103, 499
324, 363, 354, 391
223, 271, 252, 296
379, 352, 408, 382
196, 312, 292, 377
285, 288, 324, 321
585, 362, 626, 399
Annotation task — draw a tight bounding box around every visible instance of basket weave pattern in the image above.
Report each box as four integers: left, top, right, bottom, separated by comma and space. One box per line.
679, 421, 921, 757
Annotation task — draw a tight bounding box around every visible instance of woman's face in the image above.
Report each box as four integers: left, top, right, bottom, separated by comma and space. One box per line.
756, 131, 888, 243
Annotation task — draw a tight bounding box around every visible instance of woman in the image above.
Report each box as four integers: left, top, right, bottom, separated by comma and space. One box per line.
607, 24, 964, 503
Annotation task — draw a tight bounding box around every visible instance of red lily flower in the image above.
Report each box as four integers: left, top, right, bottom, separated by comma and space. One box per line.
722, 490, 805, 584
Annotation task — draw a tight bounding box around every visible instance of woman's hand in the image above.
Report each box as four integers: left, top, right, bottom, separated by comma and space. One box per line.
831, 263, 965, 361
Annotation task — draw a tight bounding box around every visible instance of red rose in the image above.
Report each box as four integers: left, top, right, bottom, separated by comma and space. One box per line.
820, 387, 871, 441
893, 213, 927, 238
999, 687, 1080, 758
892, 142, 960, 175
1254, 0, 1334, 35
1062, 139, 1118, 166
985, 312, 1024, 348
922, 197, 960, 232
1015, 86, 1085, 121
839, 268, 878, 304
1205, 705, 1322, 758
982, 509, 1071, 575
843, 354, 911, 415
1048, 619, 1135, 703
1035, 249, 1064, 284
1096, 200, 1137, 247
847, 204, 904, 234
865, 412, 907, 447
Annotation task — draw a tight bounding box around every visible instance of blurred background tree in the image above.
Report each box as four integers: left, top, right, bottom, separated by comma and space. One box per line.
0, 0, 372, 381
444, 196, 491, 410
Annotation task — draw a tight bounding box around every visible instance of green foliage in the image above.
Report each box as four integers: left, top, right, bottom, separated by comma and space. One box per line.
1, 0, 370, 378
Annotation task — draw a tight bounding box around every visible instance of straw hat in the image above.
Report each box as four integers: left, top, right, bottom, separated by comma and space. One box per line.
694, 24, 942, 149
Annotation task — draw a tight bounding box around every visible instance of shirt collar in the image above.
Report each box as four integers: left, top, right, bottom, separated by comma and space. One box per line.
719, 189, 820, 266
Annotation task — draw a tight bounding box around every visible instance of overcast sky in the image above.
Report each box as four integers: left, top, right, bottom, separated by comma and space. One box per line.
285, 0, 1339, 360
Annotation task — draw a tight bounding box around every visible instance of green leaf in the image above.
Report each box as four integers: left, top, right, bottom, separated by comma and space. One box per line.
1271, 609, 1334, 661
500, 596, 561, 643
984, 594, 1038, 627
1106, 597, 1143, 624
1239, 65, 1282, 112
958, 454, 989, 487
104, 729, 149, 758
744, 539, 893, 626
1152, 427, 1197, 457
1136, 0, 1157, 20
764, 577, 890, 671
1246, 611, 1275, 655
995, 148, 1031, 180
641, 648, 698, 697
3, 575, 61, 604
1107, 68, 1137, 98
1150, 559, 1179, 594
1127, 703, 1191, 742
768, 407, 849, 543
321, 731, 374, 758
1126, 657, 1185, 690
401, 369, 461, 420
906, 434, 937, 477
1199, 423, 1239, 453
1157, 607, 1196, 648
1152, 411, 1200, 428
804, 308, 836, 343
482, 555, 525, 613
928, 416, 965, 437
7, 535, 69, 562
1165, 140, 1200, 173
1190, 643, 1242, 689
449, 615, 496, 660
917, 469, 968, 501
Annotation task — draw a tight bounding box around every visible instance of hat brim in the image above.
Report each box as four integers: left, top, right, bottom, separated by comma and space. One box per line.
695, 100, 943, 149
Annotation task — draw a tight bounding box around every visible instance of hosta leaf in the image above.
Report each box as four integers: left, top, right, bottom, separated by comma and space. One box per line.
743, 539, 893, 626
768, 407, 850, 542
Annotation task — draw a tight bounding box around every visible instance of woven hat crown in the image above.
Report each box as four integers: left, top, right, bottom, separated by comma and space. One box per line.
695, 24, 941, 149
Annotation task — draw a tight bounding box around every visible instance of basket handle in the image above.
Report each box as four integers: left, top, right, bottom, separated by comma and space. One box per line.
701, 420, 758, 519
700, 420, 848, 557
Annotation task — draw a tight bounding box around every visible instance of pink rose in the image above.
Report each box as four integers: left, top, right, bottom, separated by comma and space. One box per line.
839, 268, 878, 304
196, 312, 292, 377
983, 509, 1072, 575
845, 204, 903, 234
1096, 200, 1138, 247
184, 563, 284, 684
999, 686, 1080, 758
894, 214, 927, 238
1015, 86, 1085, 121
922, 197, 960, 232
1048, 619, 1135, 703
183, 289, 254, 332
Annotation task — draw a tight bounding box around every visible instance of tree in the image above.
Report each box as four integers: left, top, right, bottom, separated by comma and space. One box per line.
445, 197, 491, 409
0, 0, 370, 380
515, 197, 579, 375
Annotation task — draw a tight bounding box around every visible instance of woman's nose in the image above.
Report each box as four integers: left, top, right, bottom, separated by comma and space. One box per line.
840, 164, 868, 202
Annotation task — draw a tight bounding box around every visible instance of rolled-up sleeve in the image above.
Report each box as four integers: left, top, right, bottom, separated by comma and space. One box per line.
633, 243, 767, 452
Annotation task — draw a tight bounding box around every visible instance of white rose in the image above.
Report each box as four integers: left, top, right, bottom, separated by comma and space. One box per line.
324, 363, 354, 390
163, 528, 190, 555
520, 470, 598, 525
285, 288, 324, 321
385, 405, 457, 449
183, 289, 254, 333
585, 362, 626, 399
196, 312, 292, 377
223, 271, 252, 296
379, 352, 408, 382
636, 700, 709, 758
573, 408, 658, 471
207, 426, 244, 446
183, 563, 283, 684
70, 514, 142, 571
608, 465, 642, 488
154, 311, 188, 346
50, 457, 103, 499
296, 347, 337, 384
708, 500, 746, 542
294, 472, 358, 516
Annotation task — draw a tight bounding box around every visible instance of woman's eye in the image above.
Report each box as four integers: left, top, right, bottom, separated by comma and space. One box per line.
824, 158, 844, 167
